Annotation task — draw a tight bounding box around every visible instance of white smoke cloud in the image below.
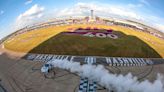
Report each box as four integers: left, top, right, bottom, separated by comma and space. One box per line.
49, 59, 164, 92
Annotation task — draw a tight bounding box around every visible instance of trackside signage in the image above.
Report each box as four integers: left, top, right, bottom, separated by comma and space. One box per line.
25, 54, 156, 67
63, 27, 118, 39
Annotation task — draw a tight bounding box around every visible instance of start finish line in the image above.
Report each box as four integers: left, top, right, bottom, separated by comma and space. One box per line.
24, 54, 164, 67
24, 54, 164, 92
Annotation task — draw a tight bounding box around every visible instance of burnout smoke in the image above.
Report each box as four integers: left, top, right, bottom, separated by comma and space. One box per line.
49, 59, 164, 92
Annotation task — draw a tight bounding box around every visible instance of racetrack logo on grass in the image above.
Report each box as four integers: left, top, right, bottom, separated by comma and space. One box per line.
63, 27, 118, 39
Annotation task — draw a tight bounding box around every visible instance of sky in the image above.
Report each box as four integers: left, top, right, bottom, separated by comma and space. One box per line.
0, 0, 164, 39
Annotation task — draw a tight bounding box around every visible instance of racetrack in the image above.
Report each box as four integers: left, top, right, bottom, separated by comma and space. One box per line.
1, 22, 164, 92
0, 53, 164, 92
3, 24, 164, 58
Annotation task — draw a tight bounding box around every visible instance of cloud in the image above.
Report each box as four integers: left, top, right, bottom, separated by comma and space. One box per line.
13, 2, 163, 33
55, 7, 85, 17
109, 6, 141, 19
56, 2, 142, 20
25, 0, 33, 5
143, 15, 164, 32
15, 4, 44, 29
154, 24, 164, 33
14, 2, 143, 29
0, 10, 4, 15
128, 3, 143, 8
140, 0, 150, 6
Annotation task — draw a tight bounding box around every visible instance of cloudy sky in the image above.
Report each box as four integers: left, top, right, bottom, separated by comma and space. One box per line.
0, 0, 164, 39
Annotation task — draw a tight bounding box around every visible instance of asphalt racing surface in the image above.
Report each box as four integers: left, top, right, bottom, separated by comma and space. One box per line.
0, 53, 164, 92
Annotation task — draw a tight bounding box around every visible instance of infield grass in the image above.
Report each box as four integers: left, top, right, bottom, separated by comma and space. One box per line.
4, 24, 164, 58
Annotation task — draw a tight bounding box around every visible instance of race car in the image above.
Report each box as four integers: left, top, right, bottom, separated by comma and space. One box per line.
41, 63, 53, 73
